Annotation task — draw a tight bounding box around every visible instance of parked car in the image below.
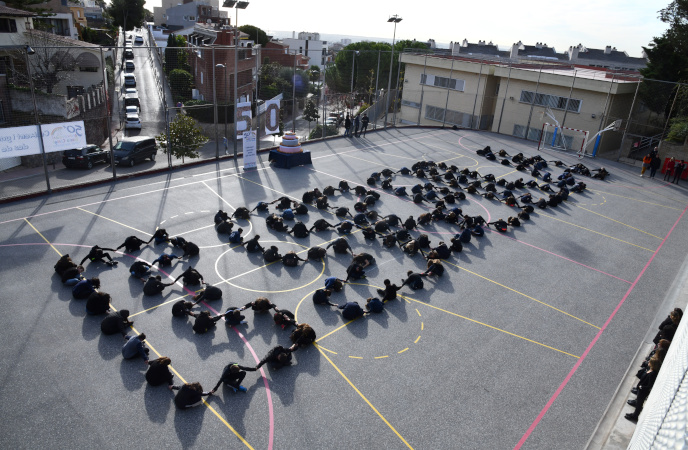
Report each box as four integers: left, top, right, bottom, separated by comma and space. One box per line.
123, 87, 138, 96
62, 145, 110, 169
325, 117, 338, 127
125, 105, 139, 115
124, 74, 136, 87
124, 92, 140, 110
125, 113, 142, 129
135, 35, 144, 44
124, 49, 134, 60
112, 136, 157, 166
125, 61, 135, 71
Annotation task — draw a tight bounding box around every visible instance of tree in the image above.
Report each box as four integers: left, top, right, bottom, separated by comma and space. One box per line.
308, 65, 321, 83
239, 25, 268, 46
12, 30, 78, 94
302, 100, 320, 133
165, 34, 190, 74
169, 69, 193, 102
155, 113, 207, 163
107, 0, 146, 32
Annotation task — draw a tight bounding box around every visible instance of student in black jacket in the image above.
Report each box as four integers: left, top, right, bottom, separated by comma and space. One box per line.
116, 235, 148, 252
171, 382, 212, 409
210, 363, 257, 393
256, 345, 297, 370
146, 357, 174, 387
377, 279, 401, 301
143, 275, 172, 296
80, 245, 118, 267
101, 309, 133, 335
625, 358, 660, 422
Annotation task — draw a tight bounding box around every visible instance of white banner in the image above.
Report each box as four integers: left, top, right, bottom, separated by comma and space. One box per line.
236, 101, 251, 140
264, 99, 280, 136
0, 121, 87, 159
242, 130, 257, 170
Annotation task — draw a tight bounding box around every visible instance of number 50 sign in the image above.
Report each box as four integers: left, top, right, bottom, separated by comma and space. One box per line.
236, 101, 252, 140
264, 99, 280, 136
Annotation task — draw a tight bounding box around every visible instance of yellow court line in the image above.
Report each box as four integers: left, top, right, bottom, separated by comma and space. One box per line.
398, 348, 409, 354
441, 261, 600, 329
414, 336, 421, 344
573, 204, 662, 239
405, 298, 580, 359
421, 322, 424, 331
587, 189, 683, 211
317, 345, 338, 355
415, 309, 421, 317
317, 321, 355, 342
375, 355, 389, 359
128, 294, 193, 318
496, 169, 518, 179
24, 219, 62, 256
77, 207, 151, 236
537, 214, 655, 252
316, 345, 414, 450
348, 356, 364, 359
27, 222, 254, 449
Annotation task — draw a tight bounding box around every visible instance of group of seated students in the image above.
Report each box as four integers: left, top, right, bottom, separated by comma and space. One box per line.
624, 308, 682, 423
54, 145, 612, 409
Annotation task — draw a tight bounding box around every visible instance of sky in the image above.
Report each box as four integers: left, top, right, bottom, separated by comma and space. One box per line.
143, 0, 671, 57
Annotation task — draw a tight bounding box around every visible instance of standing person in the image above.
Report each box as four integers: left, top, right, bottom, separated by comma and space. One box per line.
664, 157, 675, 181
122, 333, 149, 364
360, 113, 369, 136
625, 357, 660, 422
210, 363, 256, 394
673, 160, 685, 184
649, 154, 661, 179
640, 154, 652, 177
353, 114, 360, 137
344, 114, 352, 137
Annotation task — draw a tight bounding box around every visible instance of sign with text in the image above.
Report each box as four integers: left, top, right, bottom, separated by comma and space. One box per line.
264, 99, 280, 136
242, 130, 257, 170
0, 121, 87, 159
236, 101, 252, 140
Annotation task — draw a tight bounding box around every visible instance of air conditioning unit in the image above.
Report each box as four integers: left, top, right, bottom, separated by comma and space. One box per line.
192, 89, 201, 100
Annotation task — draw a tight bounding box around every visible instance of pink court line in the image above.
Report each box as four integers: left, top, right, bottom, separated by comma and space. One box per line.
513, 202, 688, 449
1, 241, 275, 450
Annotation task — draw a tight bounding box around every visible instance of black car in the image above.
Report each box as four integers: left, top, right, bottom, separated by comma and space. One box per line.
62, 145, 110, 169
112, 136, 157, 166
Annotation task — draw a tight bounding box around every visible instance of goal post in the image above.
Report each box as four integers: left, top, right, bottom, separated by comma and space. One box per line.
537, 122, 589, 155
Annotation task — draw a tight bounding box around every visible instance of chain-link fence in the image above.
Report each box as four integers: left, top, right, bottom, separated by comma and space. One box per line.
2, 35, 687, 201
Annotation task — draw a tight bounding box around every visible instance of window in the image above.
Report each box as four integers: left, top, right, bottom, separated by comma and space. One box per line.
519, 90, 582, 113
425, 105, 475, 128
0, 100, 5, 123
420, 74, 465, 91
189, 16, 196, 21
401, 99, 421, 109
0, 18, 17, 33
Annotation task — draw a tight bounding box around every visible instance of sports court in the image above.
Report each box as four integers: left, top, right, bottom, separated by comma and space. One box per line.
1, 127, 686, 449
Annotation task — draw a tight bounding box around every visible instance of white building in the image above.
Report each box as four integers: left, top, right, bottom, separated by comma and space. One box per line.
282, 31, 329, 69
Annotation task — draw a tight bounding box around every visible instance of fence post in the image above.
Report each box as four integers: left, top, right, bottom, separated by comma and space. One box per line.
442, 54, 455, 128
417, 52, 428, 125
616, 81, 641, 161
524, 64, 544, 140
470, 59, 485, 129
496, 62, 513, 134
100, 46, 116, 179
561, 67, 577, 128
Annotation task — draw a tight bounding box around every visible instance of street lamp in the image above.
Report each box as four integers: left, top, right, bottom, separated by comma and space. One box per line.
223, 0, 249, 158
384, 14, 402, 128
216, 63, 229, 152
350, 50, 359, 116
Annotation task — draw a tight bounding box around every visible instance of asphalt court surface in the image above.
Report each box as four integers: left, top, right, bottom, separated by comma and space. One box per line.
1, 128, 687, 449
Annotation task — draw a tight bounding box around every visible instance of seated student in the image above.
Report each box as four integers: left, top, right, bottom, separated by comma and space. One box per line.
146, 357, 174, 388
172, 300, 197, 318
62, 264, 85, 286
281, 208, 295, 220
507, 216, 521, 227
271, 196, 294, 210
193, 284, 222, 302
327, 237, 353, 254
353, 201, 367, 213
400, 239, 419, 256
288, 221, 310, 238
54, 254, 77, 276
181, 241, 199, 258
400, 271, 425, 290
72, 277, 100, 300
273, 308, 298, 329
143, 275, 171, 296
309, 219, 337, 232
352, 252, 375, 268
472, 224, 485, 237
122, 333, 149, 364
403, 216, 417, 230
413, 193, 426, 204
359, 226, 377, 240
417, 212, 432, 226
222, 307, 247, 326
215, 220, 234, 234
307, 246, 327, 260
291, 323, 317, 348
263, 246, 283, 263
256, 345, 297, 370
101, 309, 133, 336
228, 228, 244, 244
265, 213, 280, 229
148, 229, 170, 245
395, 228, 411, 243
383, 214, 401, 228
377, 279, 401, 301
570, 181, 587, 192
353, 212, 369, 225
210, 362, 257, 394
381, 233, 397, 248
536, 197, 548, 209
542, 172, 552, 183
315, 196, 330, 210
394, 186, 407, 196
171, 382, 212, 409
242, 235, 264, 253
363, 194, 378, 206
488, 218, 508, 233
116, 235, 148, 253
151, 252, 182, 268
339, 301, 367, 321
173, 266, 204, 286
324, 276, 345, 292
240, 297, 277, 313
423, 259, 445, 277
345, 263, 366, 282
282, 251, 308, 267
333, 206, 352, 218
292, 202, 309, 215
381, 178, 393, 189
449, 237, 463, 252
214, 210, 230, 224
397, 166, 411, 175
336, 220, 355, 234
232, 206, 251, 220
86, 291, 111, 315
366, 297, 385, 314
272, 218, 290, 233
129, 260, 152, 282
373, 220, 390, 234
313, 288, 338, 307
592, 167, 609, 180
338, 180, 351, 192
80, 245, 118, 267
193, 311, 223, 334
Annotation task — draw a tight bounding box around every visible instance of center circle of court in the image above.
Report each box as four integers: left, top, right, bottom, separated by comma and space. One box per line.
215, 240, 325, 293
